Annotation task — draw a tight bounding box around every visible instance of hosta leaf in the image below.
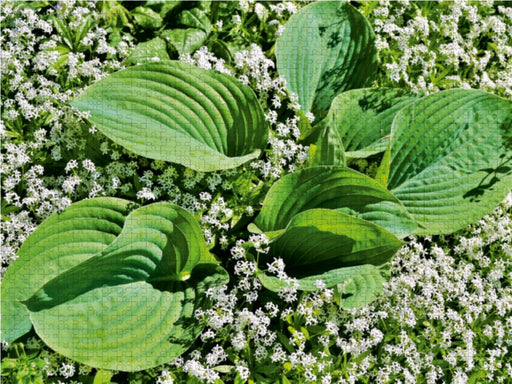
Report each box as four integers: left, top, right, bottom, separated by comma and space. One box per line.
264, 209, 403, 279
253, 166, 418, 238
1, 198, 134, 343
319, 88, 418, 161
276, 1, 377, 120
24, 203, 228, 371
308, 120, 346, 167
71, 61, 268, 171
388, 89, 512, 234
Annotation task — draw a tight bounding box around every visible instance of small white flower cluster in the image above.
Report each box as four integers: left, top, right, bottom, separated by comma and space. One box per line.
1, 0, 133, 272
156, 370, 174, 384
371, 0, 512, 97
200, 196, 234, 245
181, 358, 220, 383
179, 46, 232, 75
33, 348, 93, 381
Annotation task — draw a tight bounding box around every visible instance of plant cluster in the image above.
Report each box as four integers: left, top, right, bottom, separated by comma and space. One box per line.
1, 1, 512, 384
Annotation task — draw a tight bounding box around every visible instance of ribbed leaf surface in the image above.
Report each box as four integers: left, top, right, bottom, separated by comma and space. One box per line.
71, 61, 268, 171
24, 203, 228, 371
254, 166, 418, 238
320, 88, 417, 160
1, 198, 133, 343
276, 1, 377, 119
266, 209, 403, 278
388, 89, 512, 234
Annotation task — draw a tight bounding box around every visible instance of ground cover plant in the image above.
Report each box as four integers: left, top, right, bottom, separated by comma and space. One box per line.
1, 1, 512, 383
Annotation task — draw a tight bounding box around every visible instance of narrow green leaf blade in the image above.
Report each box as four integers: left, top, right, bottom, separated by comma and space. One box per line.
71, 61, 268, 171
388, 89, 512, 234
308, 121, 346, 167
1, 198, 134, 343
254, 166, 418, 238
276, 1, 377, 119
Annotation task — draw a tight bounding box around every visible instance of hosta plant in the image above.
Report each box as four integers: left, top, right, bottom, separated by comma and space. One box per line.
2, 198, 228, 371
2, 0, 511, 373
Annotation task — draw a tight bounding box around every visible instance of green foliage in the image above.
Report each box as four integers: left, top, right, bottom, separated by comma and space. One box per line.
276, 1, 378, 120
253, 166, 418, 239
266, 208, 403, 272
2, 0, 512, 380
315, 88, 418, 161
1, 344, 46, 384
125, 37, 170, 64
2, 198, 134, 344
3, 199, 228, 371
71, 61, 268, 172
386, 89, 512, 234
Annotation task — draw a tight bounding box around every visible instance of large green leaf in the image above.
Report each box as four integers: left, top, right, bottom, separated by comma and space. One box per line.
71, 61, 268, 171
276, 1, 377, 120
388, 89, 512, 234
23, 203, 228, 371
253, 166, 418, 238
262, 209, 403, 280
318, 88, 418, 162
1, 198, 135, 343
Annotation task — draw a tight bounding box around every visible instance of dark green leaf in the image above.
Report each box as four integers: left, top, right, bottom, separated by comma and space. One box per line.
161, 28, 207, 55
179, 8, 211, 31
125, 37, 169, 65
132, 6, 163, 30
254, 166, 418, 238
265, 209, 403, 278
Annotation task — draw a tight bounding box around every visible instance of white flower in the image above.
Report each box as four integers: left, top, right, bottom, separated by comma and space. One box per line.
59, 363, 75, 378
235, 365, 250, 380
136, 187, 156, 201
